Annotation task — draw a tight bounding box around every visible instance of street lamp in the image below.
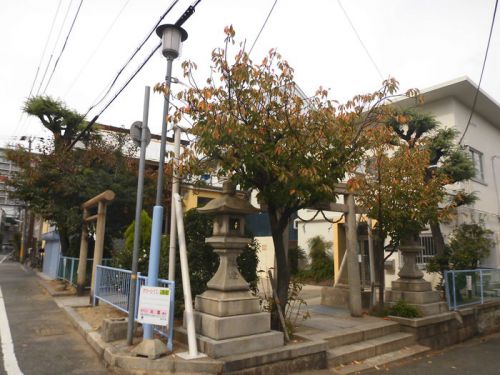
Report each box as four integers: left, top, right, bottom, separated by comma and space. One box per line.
142, 24, 187, 345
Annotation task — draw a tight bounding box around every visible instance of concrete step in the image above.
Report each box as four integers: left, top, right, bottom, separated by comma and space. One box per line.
297, 320, 400, 349
327, 321, 401, 348
328, 332, 415, 366
332, 344, 430, 374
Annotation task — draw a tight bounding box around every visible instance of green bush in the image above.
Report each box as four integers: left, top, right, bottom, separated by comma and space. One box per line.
113, 208, 259, 317
288, 246, 307, 276
298, 236, 334, 282
388, 300, 422, 318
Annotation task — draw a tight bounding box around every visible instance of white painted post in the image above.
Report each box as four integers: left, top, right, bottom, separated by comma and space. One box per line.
174, 193, 205, 359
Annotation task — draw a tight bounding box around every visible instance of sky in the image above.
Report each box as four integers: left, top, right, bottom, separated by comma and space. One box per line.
1, 0, 499, 149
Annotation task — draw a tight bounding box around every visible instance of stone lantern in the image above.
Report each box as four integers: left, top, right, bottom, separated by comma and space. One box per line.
187, 180, 283, 358
386, 236, 447, 316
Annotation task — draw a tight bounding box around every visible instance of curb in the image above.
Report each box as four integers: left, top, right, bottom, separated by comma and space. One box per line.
60, 303, 224, 374
36, 273, 76, 297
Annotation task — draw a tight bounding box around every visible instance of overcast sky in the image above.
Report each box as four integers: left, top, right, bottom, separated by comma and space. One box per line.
1, 0, 499, 148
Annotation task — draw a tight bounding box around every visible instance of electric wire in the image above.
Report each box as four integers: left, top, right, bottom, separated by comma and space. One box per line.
28, 0, 63, 98
43, 0, 85, 93
14, 0, 63, 138
458, 0, 498, 145
37, 0, 75, 97
68, 0, 203, 151
249, 0, 278, 55
336, 0, 384, 81
83, 0, 180, 117
17, 0, 74, 137
64, 0, 132, 97
67, 42, 161, 150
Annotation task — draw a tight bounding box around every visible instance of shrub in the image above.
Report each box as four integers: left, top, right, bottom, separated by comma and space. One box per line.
113, 208, 259, 317
259, 276, 310, 337
288, 246, 307, 276
427, 222, 494, 290
388, 300, 421, 318
299, 236, 334, 282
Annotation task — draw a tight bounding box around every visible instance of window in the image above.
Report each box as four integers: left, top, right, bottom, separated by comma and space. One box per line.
416, 234, 436, 265
469, 147, 485, 182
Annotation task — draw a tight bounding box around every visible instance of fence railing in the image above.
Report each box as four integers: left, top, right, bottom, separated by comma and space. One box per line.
94, 265, 175, 351
57, 256, 111, 286
444, 268, 500, 310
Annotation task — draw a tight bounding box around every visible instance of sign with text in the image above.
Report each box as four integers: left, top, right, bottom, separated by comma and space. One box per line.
137, 286, 171, 326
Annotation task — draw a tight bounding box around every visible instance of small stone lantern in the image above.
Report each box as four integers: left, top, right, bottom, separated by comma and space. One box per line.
188, 180, 283, 358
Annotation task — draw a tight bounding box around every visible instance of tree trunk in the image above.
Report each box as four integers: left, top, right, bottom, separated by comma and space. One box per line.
58, 226, 70, 256
268, 208, 290, 332
430, 221, 446, 256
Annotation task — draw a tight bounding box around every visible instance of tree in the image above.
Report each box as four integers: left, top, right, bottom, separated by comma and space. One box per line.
386, 109, 476, 256
428, 222, 494, 273
353, 125, 448, 307
166, 26, 416, 328
6, 96, 140, 255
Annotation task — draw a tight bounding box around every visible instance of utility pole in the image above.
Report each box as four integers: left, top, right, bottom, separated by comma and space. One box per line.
19, 137, 33, 263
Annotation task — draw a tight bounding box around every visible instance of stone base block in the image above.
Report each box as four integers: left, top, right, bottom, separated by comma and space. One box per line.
392, 279, 432, 292
175, 327, 284, 358
195, 290, 260, 317
187, 311, 271, 340
386, 301, 448, 317
321, 284, 372, 310
132, 339, 167, 359
386, 289, 441, 304
100, 317, 142, 342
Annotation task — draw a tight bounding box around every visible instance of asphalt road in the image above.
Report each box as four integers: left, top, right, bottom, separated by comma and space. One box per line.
362, 332, 500, 375
0, 253, 110, 375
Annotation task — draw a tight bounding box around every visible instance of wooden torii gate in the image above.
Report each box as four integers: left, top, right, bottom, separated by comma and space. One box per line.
76, 190, 115, 297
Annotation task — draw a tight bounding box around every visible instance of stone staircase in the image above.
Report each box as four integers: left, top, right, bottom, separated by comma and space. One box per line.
297, 320, 429, 374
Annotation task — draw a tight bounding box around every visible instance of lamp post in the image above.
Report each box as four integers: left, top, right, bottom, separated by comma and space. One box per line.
143, 24, 187, 342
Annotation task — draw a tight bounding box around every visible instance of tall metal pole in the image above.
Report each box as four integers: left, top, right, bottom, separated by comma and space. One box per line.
20, 138, 33, 263
127, 86, 150, 345
144, 58, 174, 340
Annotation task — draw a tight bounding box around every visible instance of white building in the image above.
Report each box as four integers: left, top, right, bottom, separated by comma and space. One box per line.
296, 77, 500, 287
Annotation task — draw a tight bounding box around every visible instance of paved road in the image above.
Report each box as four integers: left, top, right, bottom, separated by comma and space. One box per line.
362, 332, 500, 375
0, 254, 110, 375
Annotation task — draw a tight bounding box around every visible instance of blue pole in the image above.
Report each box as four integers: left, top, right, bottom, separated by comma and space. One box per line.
143, 205, 164, 339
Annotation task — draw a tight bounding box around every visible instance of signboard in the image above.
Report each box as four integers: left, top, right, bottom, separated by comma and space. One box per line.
466, 275, 473, 291
137, 286, 171, 326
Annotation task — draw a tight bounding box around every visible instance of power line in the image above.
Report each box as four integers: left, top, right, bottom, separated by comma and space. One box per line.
27, 0, 63, 98
84, 0, 180, 117
69, 0, 203, 151
36, 0, 75, 97
43, 0, 85, 93
64, 0, 132, 97
249, 0, 278, 55
67, 42, 161, 151
459, 0, 498, 145
336, 0, 384, 81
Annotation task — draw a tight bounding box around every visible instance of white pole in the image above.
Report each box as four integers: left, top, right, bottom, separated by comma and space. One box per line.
367, 218, 376, 307
173, 193, 200, 358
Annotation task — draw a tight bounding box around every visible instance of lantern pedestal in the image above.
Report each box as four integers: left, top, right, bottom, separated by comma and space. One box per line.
386, 240, 447, 316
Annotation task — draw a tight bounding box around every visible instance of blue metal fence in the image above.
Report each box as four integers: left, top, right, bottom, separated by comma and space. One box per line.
57, 256, 111, 286
93, 265, 175, 351
444, 268, 500, 310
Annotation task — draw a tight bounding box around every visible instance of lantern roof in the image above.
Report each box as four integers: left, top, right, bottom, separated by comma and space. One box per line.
198, 181, 259, 215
